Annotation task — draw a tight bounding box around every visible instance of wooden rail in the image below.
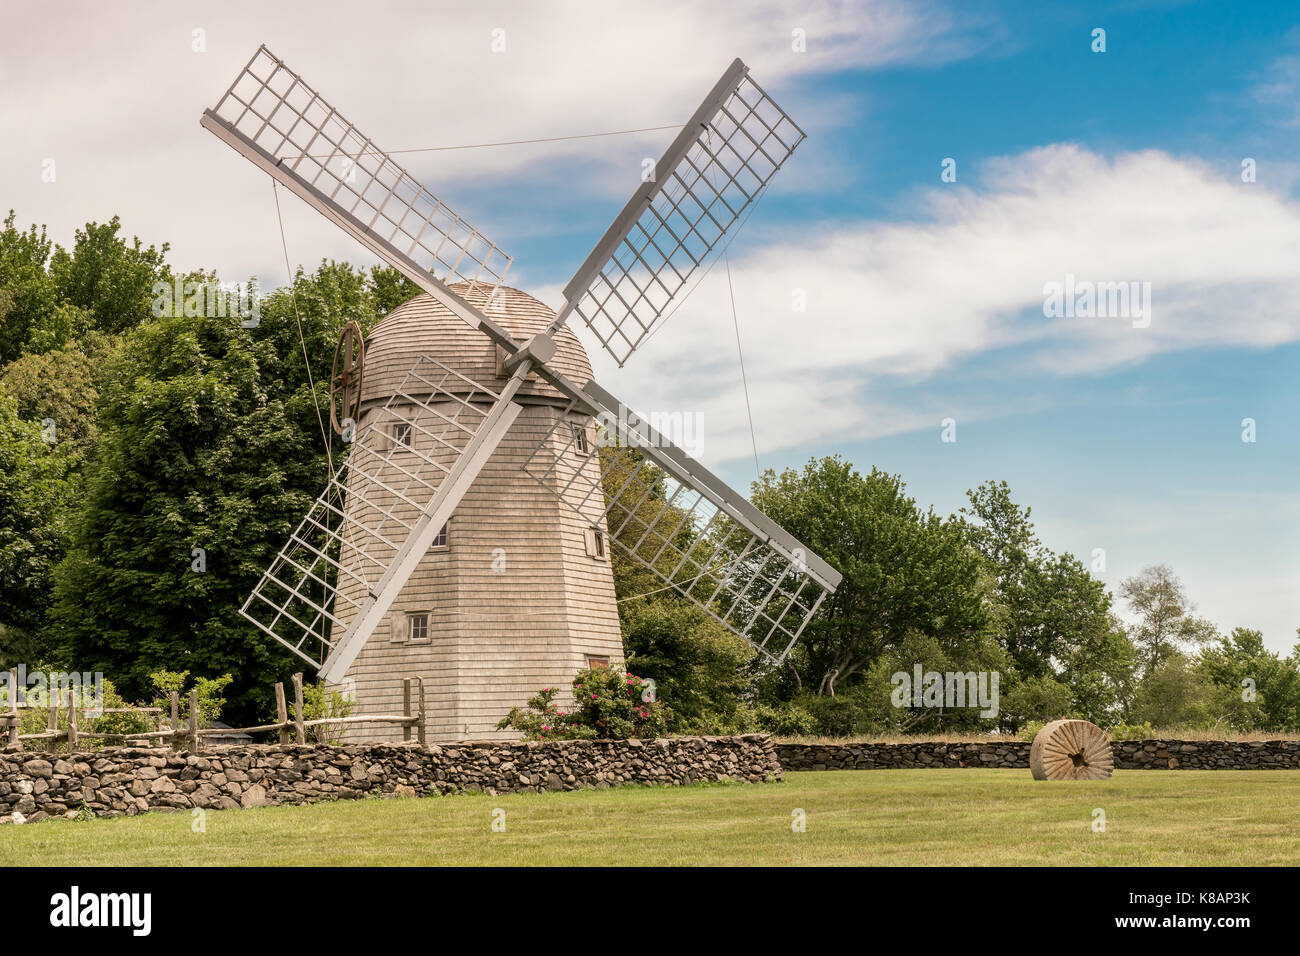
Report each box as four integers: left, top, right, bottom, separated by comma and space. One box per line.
1, 671, 426, 753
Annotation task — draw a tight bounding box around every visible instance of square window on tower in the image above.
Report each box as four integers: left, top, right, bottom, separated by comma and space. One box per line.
392, 421, 412, 448
570, 422, 590, 455
408, 613, 429, 643
430, 522, 449, 550
585, 527, 607, 560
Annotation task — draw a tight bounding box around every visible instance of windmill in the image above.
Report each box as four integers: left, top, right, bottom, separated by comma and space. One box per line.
202, 46, 842, 739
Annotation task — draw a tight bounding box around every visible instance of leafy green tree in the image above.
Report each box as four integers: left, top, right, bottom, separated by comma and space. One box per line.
0, 212, 59, 362
0, 331, 116, 467
961, 482, 1115, 679
1000, 674, 1075, 727
366, 265, 422, 317
1057, 618, 1138, 725
1197, 628, 1300, 731
1130, 651, 1218, 728
751, 457, 990, 698
49, 262, 399, 720
1120, 564, 1218, 678
0, 395, 73, 662
48, 217, 170, 337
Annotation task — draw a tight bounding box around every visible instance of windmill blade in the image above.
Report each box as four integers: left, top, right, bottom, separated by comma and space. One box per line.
552, 59, 806, 366
202, 45, 512, 315
240, 355, 521, 675
521, 380, 840, 666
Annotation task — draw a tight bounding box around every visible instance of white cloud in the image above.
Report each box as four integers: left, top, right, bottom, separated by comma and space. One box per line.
0, 0, 990, 287
573, 144, 1300, 464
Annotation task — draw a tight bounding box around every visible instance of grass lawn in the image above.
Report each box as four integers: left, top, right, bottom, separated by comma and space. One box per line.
4, 769, 1299, 866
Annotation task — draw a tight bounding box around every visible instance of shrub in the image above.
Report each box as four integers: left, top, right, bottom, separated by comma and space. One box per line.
1016, 719, 1046, 742
16, 678, 152, 752
1106, 721, 1156, 741
498, 666, 669, 740
302, 683, 355, 744
148, 670, 232, 726
751, 702, 818, 737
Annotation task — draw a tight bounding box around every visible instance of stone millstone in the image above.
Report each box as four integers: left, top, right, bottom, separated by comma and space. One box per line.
1029, 719, 1113, 780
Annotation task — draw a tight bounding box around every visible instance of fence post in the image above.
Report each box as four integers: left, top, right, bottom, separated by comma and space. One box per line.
292, 673, 305, 745
416, 677, 426, 747
170, 691, 180, 751
49, 690, 59, 743
188, 690, 200, 752
275, 681, 289, 745
7, 668, 19, 748
67, 688, 79, 752
403, 678, 412, 743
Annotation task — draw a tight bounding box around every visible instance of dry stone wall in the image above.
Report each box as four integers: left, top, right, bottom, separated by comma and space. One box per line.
776, 739, 1300, 771
0, 735, 780, 824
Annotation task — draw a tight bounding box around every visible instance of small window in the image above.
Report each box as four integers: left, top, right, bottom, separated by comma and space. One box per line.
430, 522, 448, 550
408, 613, 429, 643
571, 422, 590, 455
587, 655, 610, 670
585, 527, 607, 560
392, 421, 412, 448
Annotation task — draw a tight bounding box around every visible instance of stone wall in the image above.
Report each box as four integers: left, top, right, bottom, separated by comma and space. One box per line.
0, 735, 780, 824
1112, 739, 1300, 769
776, 739, 1300, 771
777, 741, 1030, 770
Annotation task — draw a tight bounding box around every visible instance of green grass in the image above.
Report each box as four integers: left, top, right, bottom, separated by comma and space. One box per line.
5, 769, 1299, 866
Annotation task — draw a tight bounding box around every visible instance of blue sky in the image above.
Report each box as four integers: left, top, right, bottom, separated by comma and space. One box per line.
3, 0, 1299, 650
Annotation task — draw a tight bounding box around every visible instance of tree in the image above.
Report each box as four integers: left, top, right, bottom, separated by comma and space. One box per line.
0, 395, 73, 662
1057, 616, 1138, 725
961, 481, 1119, 681
1197, 627, 1300, 732
0, 212, 58, 363
1130, 651, 1218, 728
751, 457, 990, 698
0, 332, 116, 467
49, 262, 399, 720
1000, 674, 1075, 727
1119, 564, 1217, 677
48, 216, 170, 337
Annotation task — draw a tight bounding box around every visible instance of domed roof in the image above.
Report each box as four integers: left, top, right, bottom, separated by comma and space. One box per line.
359, 284, 592, 406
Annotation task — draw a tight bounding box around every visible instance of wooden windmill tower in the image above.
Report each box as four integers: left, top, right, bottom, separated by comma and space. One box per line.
202, 46, 842, 742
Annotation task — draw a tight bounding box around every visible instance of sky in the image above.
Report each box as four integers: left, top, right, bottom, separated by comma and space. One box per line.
3, 0, 1299, 651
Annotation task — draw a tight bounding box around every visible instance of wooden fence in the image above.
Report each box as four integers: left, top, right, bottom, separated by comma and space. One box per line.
0, 671, 426, 752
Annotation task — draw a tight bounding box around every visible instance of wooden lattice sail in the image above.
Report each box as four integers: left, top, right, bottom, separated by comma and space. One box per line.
1029, 719, 1114, 780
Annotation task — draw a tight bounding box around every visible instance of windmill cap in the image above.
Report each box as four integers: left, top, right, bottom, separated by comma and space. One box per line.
359, 284, 593, 406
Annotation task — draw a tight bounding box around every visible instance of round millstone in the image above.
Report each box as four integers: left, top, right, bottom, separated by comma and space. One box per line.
1029, 719, 1114, 780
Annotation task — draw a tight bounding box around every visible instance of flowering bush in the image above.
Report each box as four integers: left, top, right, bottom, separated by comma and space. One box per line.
497, 665, 670, 741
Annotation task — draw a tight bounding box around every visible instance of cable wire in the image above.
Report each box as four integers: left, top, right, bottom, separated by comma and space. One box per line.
272, 180, 334, 480
724, 251, 762, 480
292, 123, 684, 161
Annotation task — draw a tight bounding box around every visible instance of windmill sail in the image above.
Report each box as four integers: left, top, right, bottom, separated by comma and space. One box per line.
553, 59, 806, 366
202, 46, 511, 310
522, 382, 841, 667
